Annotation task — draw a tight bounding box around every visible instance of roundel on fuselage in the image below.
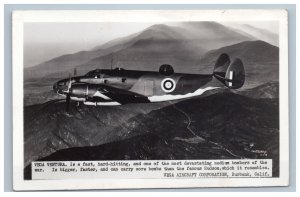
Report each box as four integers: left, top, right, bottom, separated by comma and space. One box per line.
161, 78, 176, 93
159, 64, 174, 76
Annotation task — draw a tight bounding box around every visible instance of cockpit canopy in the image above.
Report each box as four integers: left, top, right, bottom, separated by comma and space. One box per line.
114, 67, 125, 71
85, 67, 126, 78
85, 69, 103, 77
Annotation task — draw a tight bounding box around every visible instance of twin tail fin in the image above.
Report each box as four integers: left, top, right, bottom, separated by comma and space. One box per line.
213, 53, 245, 89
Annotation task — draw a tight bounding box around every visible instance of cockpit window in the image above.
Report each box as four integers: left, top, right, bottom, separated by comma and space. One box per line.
85, 68, 126, 77
112, 67, 125, 76
114, 67, 124, 71
58, 80, 68, 86
85, 69, 103, 77
94, 74, 103, 79
85, 72, 94, 77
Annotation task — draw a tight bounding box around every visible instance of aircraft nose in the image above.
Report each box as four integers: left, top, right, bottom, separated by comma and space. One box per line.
53, 79, 69, 94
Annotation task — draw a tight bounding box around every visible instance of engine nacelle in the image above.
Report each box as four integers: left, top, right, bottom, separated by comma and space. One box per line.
159, 64, 174, 76
70, 83, 99, 98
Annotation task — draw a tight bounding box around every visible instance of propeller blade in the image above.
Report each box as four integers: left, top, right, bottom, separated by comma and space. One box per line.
65, 73, 72, 111
66, 94, 70, 111
66, 74, 72, 93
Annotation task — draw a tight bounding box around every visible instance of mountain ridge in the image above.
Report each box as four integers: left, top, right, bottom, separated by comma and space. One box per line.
24, 82, 279, 167
24, 83, 279, 179
24, 22, 253, 79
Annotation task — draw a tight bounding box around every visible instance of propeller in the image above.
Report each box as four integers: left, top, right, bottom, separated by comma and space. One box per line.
65, 73, 72, 111
66, 93, 71, 111
65, 69, 79, 111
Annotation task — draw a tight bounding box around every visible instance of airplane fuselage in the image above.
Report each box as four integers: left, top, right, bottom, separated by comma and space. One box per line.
53, 68, 218, 106
53, 54, 245, 106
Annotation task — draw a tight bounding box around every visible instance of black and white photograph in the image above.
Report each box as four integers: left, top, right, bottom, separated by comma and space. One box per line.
12, 10, 289, 190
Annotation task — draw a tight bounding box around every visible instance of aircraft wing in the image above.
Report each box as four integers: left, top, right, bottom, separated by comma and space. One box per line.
94, 84, 150, 105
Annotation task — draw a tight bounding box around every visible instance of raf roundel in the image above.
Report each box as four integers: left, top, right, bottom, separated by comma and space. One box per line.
161, 78, 176, 93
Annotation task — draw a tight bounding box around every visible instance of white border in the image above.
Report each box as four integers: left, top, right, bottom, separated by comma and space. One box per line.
12, 9, 289, 190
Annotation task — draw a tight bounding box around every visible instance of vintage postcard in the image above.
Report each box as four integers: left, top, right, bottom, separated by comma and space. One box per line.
13, 9, 289, 190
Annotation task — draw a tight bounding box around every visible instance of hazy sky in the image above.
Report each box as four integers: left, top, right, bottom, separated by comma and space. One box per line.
24, 22, 157, 67
225, 21, 278, 33
24, 21, 278, 68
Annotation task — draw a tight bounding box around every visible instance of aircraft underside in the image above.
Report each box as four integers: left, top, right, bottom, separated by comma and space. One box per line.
69, 85, 220, 106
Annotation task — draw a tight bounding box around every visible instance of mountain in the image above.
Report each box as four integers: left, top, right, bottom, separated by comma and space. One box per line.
226, 24, 279, 47
24, 83, 279, 179
24, 22, 253, 80
237, 81, 279, 99
177, 22, 255, 48
23, 39, 279, 106
201, 40, 278, 67
23, 100, 171, 167
23, 22, 279, 106
24, 82, 279, 176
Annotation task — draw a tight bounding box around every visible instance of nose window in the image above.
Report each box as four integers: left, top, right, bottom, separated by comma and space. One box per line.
94, 74, 102, 78
58, 81, 67, 86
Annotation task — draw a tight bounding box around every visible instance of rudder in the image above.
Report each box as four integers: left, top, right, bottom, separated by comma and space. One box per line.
225, 58, 245, 89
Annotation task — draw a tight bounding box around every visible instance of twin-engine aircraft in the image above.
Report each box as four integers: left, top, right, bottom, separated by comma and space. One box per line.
53, 53, 245, 109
